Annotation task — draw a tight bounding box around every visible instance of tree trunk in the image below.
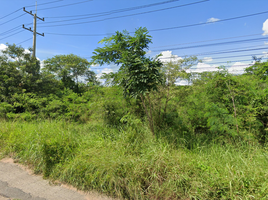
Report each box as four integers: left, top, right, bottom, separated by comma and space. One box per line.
162, 84, 170, 121
147, 93, 155, 136
226, 81, 239, 134
140, 94, 154, 136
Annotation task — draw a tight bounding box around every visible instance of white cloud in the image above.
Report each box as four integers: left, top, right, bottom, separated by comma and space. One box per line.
96, 67, 114, 85
158, 51, 182, 63
24, 49, 31, 54
40, 60, 45, 69
207, 17, 220, 23
97, 67, 113, 78
202, 57, 213, 62
0, 44, 7, 55
175, 79, 189, 86
263, 51, 268, 58
0, 43, 7, 51
264, 42, 268, 45
228, 62, 253, 74
186, 62, 219, 73
91, 63, 100, 67
146, 50, 152, 55
262, 19, 268, 35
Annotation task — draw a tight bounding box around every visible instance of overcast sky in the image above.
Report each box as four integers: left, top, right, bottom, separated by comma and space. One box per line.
1, 0, 268, 81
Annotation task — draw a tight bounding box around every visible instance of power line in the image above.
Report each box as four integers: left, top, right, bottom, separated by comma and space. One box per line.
0, 13, 27, 26
150, 33, 263, 49
202, 53, 267, 61
0, 0, 64, 21
0, 30, 24, 41
44, 0, 195, 24
25, 0, 64, 8
39, 0, 209, 27
16, 37, 33, 45
149, 10, 268, 33
151, 36, 268, 52
45, 0, 182, 18
88, 63, 256, 71
0, 23, 32, 36
82, 44, 267, 60
43, 9, 268, 35
188, 64, 253, 71
46, 32, 110, 36
204, 59, 255, 65
160, 53, 266, 62
0, 8, 21, 20
159, 46, 268, 57
0, 26, 21, 36
34, 0, 93, 12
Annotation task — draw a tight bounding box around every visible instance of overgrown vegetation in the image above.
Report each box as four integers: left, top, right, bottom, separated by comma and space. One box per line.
0, 27, 268, 199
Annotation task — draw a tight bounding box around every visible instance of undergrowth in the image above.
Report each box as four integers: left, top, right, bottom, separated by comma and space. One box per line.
0, 120, 267, 199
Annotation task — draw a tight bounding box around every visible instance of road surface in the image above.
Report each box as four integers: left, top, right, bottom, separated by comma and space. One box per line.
0, 158, 113, 200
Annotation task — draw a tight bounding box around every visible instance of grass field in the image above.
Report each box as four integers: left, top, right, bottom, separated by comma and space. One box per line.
1, 120, 267, 199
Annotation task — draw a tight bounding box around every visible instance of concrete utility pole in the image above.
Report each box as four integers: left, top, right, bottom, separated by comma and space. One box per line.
23, 2, 44, 59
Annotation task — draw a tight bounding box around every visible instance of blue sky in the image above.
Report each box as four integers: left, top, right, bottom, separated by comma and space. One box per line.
1, 0, 268, 81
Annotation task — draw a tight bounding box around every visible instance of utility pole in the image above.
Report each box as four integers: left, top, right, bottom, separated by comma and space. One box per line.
23, 2, 44, 59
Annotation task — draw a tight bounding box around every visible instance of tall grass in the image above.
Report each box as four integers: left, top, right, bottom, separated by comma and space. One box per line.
0, 120, 267, 199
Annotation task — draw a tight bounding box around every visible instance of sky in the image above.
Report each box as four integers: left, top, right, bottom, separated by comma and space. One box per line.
1, 0, 268, 84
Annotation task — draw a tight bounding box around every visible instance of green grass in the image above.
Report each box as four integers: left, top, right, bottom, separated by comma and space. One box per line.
0, 120, 268, 199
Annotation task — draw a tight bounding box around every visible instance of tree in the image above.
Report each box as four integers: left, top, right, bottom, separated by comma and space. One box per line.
44, 54, 89, 92
245, 60, 268, 81
157, 55, 198, 122
84, 69, 100, 86
91, 27, 163, 135
161, 55, 198, 86
0, 43, 42, 96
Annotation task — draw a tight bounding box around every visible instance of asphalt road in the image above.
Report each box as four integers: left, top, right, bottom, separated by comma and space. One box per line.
0, 158, 113, 200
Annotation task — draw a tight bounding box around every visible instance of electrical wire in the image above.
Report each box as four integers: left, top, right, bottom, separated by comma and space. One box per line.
43, 9, 268, 36
188, 64, 253, 71
151, 36, 268, 52
167, 46, 268, 57
204, 59, 255, 65
160, 53, 266, 62
0, 8, 21, 20
82, 44, 268, 60
44, 0, 209, 24
45, 0, 182, 18
0, 30, 24, 41
34, 0, 93, 12
25, 0, 64, 8
46, 32, 109, 36
0, 26, 21, 36
149, 10, 268, 33
16, 37, 32, 45
202, 53, 267, 61
0, 13, 27, 26
150, 33, 263, 49
0, 0, 64, 20
39, 0, 209, 27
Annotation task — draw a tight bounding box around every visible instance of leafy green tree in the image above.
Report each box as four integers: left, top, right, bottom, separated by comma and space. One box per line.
84, 69, 100, 86
0, 52, 22, 101
0, 44, 42, 96
161, 55, 198, 86
245, 60, 268, 81
155, 55, 198, 124
44, 54, 89, 92
91, 27, 163, 135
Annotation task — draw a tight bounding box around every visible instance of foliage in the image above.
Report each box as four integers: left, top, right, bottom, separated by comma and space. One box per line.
1, 32, 268, 200
43, 54, 90, 92
1, 121, 268, 199
92, 27, 164, 135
